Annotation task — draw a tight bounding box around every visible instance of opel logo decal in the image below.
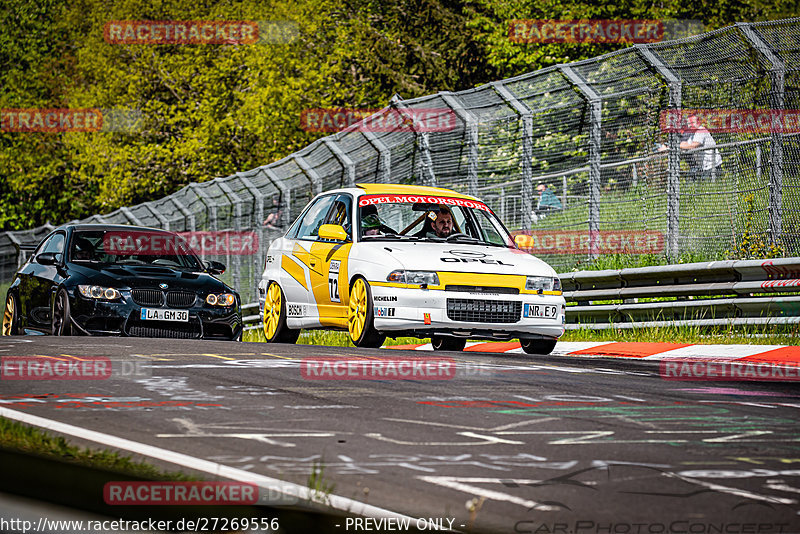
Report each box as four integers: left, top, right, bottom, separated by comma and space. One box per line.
444, 250, 488, 258
159, 283, 168, 289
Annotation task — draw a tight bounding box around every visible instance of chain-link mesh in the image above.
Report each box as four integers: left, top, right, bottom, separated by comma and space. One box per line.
3, 18, 800, 301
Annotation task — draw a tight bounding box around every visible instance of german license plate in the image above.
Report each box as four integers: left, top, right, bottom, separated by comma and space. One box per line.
140, 308, 189, 322
524, 303, 558, 319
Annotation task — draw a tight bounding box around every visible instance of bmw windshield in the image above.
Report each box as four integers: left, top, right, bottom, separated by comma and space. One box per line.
70, 230, 204, 270
356, 194, 513, 247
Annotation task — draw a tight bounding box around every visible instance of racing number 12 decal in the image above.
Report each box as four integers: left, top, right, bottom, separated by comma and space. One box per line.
329, 260, 341, 303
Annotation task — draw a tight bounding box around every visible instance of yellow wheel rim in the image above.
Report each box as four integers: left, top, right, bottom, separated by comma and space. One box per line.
263, 283, 282, 340
348, 278, 367, 342
2, 296, 14, 336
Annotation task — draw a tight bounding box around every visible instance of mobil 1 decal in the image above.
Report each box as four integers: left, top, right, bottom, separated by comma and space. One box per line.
329, 260, 341, 303
440, 249, 513, 266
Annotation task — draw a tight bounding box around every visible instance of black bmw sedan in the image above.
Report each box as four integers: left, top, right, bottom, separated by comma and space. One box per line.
2, 224, 242, 340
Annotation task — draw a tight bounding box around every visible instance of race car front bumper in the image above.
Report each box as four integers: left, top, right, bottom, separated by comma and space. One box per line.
369, 285, 565, 341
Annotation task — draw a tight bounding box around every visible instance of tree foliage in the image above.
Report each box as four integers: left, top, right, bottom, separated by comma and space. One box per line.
0, 0, 795, 229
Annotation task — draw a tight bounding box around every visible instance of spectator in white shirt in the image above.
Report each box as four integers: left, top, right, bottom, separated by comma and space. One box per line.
680, 114, 722, 181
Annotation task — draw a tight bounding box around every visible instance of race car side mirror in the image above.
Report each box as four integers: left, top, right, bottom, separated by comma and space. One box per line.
513, 234, 530, 249
318, 224, 348, 242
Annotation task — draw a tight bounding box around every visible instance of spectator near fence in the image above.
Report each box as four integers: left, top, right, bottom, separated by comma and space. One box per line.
680, 113, 722, 181
532, 183, 562, 223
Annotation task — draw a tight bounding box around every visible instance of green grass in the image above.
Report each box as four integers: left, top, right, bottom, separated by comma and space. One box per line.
0, 416, 194, 480
562, 323, 800, 345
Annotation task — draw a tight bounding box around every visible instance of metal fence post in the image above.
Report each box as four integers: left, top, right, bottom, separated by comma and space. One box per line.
363, 130, 392, 182
218, 180, 244, 293
391, 95, 437, 187
262, 167, 292, 227
295, 155, 323, 197
323, 138, 356, 188
492, 81, 534, 229
738, 23, 785, 245
440, 92, 479, 197
142, 202, 170, 230
560, 65, 602, 260
170, 197, 196, 232
637, 44, 682, 260
119, 207, 144, 226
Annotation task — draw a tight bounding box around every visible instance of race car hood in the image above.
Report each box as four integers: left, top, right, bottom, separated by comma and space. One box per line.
368, 242, 557, 277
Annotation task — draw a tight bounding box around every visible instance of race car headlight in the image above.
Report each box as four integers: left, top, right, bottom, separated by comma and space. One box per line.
387, 270, 440, 286
525, 276, 557, 292
78, 285, 122, 300
206, 293, 236, 306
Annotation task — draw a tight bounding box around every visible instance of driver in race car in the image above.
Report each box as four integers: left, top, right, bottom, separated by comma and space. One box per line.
431, 207, 454, 238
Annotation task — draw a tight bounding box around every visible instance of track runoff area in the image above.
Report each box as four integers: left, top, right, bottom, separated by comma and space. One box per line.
1, 336, 799, 534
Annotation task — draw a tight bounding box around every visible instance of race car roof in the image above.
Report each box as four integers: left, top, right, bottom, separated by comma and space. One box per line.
356, 183, 477, 200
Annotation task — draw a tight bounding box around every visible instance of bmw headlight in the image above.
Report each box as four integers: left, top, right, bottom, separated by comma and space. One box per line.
525, 276, 561, 292
206, 293, 236, 306
78, 285, 122, 300
387, 270, 440, 286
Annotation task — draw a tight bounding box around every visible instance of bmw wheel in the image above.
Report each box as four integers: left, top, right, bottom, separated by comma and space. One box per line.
2, 292, 19, 336
520, 338, 557, 355
263, 282, 300, 343
52, 289, 73, 336
431, 335, 467, 351
348, 277, 385, 348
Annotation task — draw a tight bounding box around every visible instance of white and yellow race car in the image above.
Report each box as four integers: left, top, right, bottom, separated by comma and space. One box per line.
257, 184, 565, 353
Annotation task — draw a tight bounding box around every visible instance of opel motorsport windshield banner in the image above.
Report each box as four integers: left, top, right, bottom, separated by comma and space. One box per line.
358, 194, 491, 212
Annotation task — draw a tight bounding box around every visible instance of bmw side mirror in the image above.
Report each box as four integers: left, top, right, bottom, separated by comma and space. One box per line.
36, 252, 58, 265
205, 261, 226, 275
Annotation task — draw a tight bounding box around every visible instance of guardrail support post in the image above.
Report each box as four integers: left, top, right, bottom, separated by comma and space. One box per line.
738, 23, 785, 246
560, 65, 602, 260
492, 81, 534, 230
637, 45, 682, 260
295, 155, 323, 197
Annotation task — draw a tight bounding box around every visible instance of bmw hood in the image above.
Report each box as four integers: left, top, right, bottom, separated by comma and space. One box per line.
68, 263, 233, 292
366, 242, 557, 277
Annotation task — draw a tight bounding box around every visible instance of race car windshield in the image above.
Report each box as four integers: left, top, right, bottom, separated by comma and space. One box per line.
357, 194, 513, 247
70, 230, 204, 270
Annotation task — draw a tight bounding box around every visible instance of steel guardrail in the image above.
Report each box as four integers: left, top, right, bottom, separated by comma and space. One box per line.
241, 258, 800, 334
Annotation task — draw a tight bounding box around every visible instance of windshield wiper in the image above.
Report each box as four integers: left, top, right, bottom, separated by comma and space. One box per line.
361, 234, 419, 241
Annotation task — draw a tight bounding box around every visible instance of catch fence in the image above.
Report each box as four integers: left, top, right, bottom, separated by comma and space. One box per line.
3, 18, 800, 301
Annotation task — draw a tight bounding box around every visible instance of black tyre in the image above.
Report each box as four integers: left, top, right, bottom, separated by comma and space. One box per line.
263, 282, 300, 343
348, 277, 386, 348
2, 292, 19, 336
431, 335, 467, 351
520, 338, 557, 355
52, 289, 73, 336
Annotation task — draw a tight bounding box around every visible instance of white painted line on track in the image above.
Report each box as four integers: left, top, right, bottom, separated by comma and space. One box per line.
0, 407, 417, 521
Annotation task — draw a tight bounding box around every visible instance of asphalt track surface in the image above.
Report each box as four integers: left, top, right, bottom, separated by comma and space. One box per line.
1, 336, 800, 534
